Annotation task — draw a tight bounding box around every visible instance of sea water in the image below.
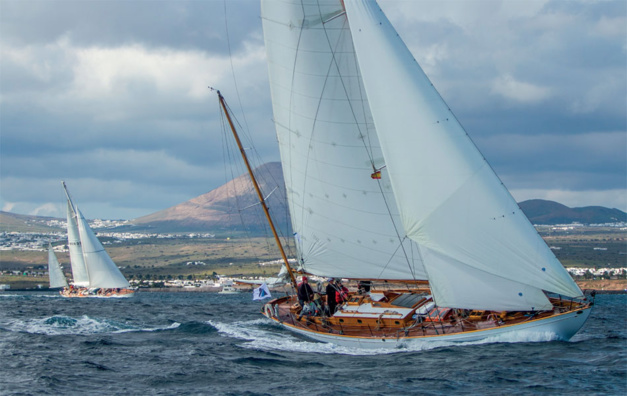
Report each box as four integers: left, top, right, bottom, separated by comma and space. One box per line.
0, 291, 624, 395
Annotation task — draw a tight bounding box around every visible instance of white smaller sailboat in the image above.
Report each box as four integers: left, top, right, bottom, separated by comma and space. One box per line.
48, 243, 69, 290
59, 182, 135, 298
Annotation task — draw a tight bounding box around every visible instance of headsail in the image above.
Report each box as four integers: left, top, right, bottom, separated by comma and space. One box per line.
48, 244, 69, 289
75, 207, 130, 289
261, 0, 427, 281
343, 0, 582, 310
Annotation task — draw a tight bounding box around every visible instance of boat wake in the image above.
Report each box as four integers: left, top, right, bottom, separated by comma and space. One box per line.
208, 318, 435, 355
3, 315, 179, 335
207, 318, 384, 355
208, 318, 564, 355
397, 330, 562, 352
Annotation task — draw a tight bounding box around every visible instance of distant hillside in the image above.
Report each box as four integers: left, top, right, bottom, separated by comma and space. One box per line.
2, 164, 624, 233
131, 162, 291, 234
519, 199, 627, 225
0, 211, 63, 233
133, 164, 625, 231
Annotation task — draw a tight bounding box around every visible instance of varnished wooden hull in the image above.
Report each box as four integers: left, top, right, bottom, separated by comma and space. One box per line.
261, 293, 592, 349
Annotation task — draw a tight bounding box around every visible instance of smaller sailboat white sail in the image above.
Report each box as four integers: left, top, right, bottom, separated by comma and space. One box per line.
48, 244, 69, 289
75, 207, 130, 289
60, 182, 134, 298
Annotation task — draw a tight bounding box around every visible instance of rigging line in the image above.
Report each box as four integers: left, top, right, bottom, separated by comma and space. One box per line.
219, 101, 268, 263
219, 102, 245, 259
301, 4, 365, 180
374, 235, 411, 279
221, 97, 289, 256
319, 6, 376, 167
373, 177, 418, 280
223, 0, 252, 137
221, 92, 293, 259
320, 7, 417, 279
220, 101, 257, 256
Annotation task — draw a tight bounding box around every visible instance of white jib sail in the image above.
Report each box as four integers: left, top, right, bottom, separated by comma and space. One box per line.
66, 201, 90, 287
261, 0, 427, 281
48, 244, 68, 289
344, 0, 582, 310
75, 207, 130, 289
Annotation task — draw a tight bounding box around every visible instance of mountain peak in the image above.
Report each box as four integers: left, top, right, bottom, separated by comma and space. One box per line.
132, 162, 290, 233
519, 199, 626, 225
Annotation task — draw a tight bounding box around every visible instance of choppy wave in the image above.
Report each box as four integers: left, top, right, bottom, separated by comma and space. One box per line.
171, 321, 217, 334
3, 315, 180, 335
0, 293, 63, 298
0, 292, 622, 395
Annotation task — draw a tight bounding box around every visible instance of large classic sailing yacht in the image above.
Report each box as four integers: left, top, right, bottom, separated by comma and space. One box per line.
218, 0, 592, 349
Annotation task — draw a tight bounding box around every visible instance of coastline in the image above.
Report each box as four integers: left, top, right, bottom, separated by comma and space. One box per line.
576, 279, 626, 293
4, 280, 625, 294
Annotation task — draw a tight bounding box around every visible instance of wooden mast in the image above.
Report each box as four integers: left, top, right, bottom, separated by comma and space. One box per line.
216, 90, 298, 291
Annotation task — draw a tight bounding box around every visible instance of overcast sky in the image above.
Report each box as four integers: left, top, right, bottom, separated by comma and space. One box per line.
1, 0, 625, 220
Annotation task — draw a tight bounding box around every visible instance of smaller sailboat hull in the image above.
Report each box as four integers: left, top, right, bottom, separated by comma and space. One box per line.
261, 293, 592, 350
60, 288, 136, 298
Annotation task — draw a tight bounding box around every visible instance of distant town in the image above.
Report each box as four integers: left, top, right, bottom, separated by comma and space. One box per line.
0, 230, 216, 252
2, 216, 625, 252
1, 216, 625, 291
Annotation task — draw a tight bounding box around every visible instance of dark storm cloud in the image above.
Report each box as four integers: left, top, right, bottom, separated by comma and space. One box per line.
0, 0, 259, 53
1, 0, 625, 218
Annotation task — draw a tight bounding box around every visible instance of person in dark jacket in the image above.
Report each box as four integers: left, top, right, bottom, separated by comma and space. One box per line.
325, 278, 337, 316
297, 276, 314, 308
335, 281, 349, 306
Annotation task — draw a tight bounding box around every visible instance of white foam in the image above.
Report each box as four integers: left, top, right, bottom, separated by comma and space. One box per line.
209, 319, 408, 355
138, 322, 181, 333
208, 318, 564, 355
0, 293, 62, 299
5, 315, 179, 335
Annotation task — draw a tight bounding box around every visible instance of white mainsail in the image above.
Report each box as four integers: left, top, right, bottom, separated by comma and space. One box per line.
66, 200, 90, 287
75, 207, 130, 289
261, 0, 427, 281
262, 0, 582, 311
48, 244, 68, 289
